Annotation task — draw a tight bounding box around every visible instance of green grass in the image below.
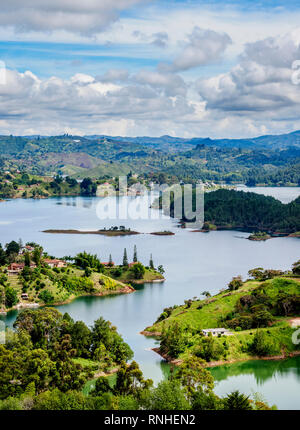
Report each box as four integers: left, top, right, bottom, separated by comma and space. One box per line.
3, 265, 131, 311
145, 276, 300, 363
146, 280, 261, 333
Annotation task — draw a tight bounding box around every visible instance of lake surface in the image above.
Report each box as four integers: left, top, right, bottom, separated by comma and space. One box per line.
1, 187, 299, 409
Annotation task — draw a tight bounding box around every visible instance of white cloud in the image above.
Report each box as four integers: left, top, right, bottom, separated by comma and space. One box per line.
196, 29, 300, 120
160, 27, 232, 72
0, 0, 145, 35
0, 68, 194, 136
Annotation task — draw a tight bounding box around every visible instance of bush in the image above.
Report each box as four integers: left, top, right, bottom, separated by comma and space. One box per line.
38, 289, 54, 304
5, 287, 18, 308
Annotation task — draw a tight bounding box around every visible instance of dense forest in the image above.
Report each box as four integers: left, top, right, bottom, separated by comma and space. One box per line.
0, 307, 276, 410
165, 189, 300, 233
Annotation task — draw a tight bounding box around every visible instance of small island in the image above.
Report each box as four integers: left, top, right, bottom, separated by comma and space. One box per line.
43, 226, 140, 236
248, 231, 271, 241
150, 231, 175, 236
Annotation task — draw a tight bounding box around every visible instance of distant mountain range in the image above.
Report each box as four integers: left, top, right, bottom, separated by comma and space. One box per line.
1, 130, 299, 185
85, 130, 300, 151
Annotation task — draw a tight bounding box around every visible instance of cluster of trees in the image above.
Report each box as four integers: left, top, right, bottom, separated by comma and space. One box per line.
165, 188, 300, 233
74, 252, 103, 272
225, 277, 300, 330
0, 308, 133, 404
0, 314, 274, 411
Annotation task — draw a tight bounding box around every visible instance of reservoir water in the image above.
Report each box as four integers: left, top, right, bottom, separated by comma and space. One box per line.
1, 187, 299, 409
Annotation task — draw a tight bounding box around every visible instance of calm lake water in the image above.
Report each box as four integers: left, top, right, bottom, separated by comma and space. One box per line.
1, 187, 300, 409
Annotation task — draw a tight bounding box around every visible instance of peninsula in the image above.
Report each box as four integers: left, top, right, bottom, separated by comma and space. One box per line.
143, 261, 300, 367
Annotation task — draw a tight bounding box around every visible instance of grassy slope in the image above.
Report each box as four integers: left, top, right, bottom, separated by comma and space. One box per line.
3, 267, 132, 311
145, 276, 300, 362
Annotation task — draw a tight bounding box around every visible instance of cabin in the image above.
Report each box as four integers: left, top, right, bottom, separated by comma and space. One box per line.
44, 259, 67, 268
202, 328, 232, 336
8, 262, 36, 274
8, 263, 25, 274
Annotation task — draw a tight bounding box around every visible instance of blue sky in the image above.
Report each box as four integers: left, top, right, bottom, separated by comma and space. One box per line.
0, 0, 300, 137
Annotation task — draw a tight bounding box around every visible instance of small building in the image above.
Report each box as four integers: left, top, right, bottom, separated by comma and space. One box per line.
202, 328, 232, 336
102, 262, 115, 267
21, 293, 29, 300
19, 245, 35, 255
8, 262, 36, 273
8, 263, 25, 274
44, 259, 67, 268
128, 262, 137, 267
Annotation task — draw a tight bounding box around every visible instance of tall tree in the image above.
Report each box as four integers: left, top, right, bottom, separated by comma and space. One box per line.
149, 254, 154, 269
24, 251, 31, 267
123, 248, 128, 267
133, 245, 138, 263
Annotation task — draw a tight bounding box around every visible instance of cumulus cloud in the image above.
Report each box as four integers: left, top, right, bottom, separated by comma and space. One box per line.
132, 30, 169, 48
133, 70, 186, 96
0, 68, 195, 136
196, 29, 300, 120
160, 27, 232, 72
0, 0, 144, 35
151, 32, 169, 48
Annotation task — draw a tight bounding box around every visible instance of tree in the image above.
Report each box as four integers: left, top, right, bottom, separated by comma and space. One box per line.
38, 290, 54, 305
114, 361, 152, 396
108, 254, 113, 267
133, 245, 138, 263
84, 267, 92, 277
130, 262, 145, 280
292, 260, 300, 275
91, 376, 112, 397
5, 241, 20, 257
24, 251, 31, 267
175, 356, 214, 400
80, 178, 97, 196
5, 287, 18, 308
33, 246, 43, 266
149, 254, 154, 270
223, 391, 252, 410
0, 244, 7, 266
157, 265, 165, 275
145, 379, 189, 410
202, 291, 211, 298
248, 268, 264, 280
70, 321, 91, 358
122, 248, 128, 267
228, 276, 243, 291
160, 322, 186, 358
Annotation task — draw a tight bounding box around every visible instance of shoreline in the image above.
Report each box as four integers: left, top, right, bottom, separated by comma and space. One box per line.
0, 284, 135, 315
189, 228, 299, 239
43, 229, 140, 236
150, 346, 300, 368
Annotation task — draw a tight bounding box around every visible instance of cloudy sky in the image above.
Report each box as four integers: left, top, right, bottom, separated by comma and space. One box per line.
1, 0, 300, 138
